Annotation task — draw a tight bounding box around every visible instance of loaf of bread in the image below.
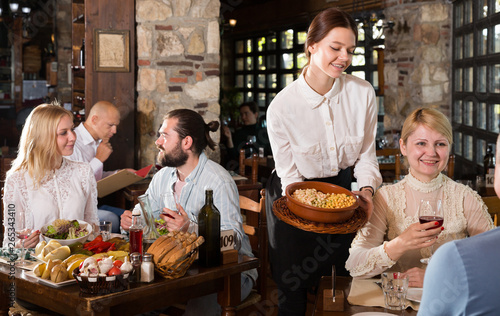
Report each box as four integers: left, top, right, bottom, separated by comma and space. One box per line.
149, 232, 204, 265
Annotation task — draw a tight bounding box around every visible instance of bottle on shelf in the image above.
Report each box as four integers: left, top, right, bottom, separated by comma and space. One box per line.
79, 39, 85, 68
484, 145, 496, 192
198, 189, 221, 267
129, 209, 144, 255
484, 145, 495, 177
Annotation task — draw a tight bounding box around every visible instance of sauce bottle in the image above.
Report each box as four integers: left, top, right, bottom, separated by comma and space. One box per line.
129, 209, 143, 255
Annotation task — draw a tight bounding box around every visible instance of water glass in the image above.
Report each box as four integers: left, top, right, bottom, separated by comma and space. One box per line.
98, 221, 112, 241
381, 272, 409, 310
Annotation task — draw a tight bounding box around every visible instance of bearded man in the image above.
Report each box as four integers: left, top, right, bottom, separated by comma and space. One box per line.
120, 109, 256, 315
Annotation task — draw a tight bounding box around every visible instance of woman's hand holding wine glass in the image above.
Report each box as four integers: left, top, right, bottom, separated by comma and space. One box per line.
418, 199, 444, 264
14, 209, 35, 266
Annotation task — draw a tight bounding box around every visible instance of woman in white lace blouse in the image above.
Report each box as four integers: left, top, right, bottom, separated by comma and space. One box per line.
2, 104, 99, 248
346, 108, 494, 287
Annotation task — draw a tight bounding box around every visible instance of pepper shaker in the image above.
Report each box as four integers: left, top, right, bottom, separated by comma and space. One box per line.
130, 252, 142, 283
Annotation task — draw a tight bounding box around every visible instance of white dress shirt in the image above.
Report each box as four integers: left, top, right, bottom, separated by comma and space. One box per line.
66, 123, 114, 181
2, 159, 99, 247
267, 68, 382, 194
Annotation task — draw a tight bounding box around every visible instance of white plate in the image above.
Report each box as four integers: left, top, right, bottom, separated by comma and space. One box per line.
352, 313, 395, 316
26, 270, 76, 288
407, 288, 423, 303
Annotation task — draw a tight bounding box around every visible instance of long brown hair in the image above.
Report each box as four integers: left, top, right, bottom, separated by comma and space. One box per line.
305, 8, 358, 64
8, 103, 74, 187
165, 109, 219, 155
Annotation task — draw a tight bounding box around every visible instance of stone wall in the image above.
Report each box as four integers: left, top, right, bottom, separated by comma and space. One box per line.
383, 0, 452, 132
136, 0, 221, 167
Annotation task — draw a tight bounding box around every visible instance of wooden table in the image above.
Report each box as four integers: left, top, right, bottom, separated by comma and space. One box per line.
314, 276, 417, 316
0, 256, 259, 316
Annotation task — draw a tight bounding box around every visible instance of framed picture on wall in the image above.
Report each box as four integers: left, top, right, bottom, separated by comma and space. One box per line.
94, 29, 130, 72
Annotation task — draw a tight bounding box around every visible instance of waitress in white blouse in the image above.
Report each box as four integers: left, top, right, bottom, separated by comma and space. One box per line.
266, 7, 382, 316
2, 103, 99, 248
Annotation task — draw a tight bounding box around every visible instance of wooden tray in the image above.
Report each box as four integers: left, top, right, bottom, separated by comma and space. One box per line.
273, 197, 368, 234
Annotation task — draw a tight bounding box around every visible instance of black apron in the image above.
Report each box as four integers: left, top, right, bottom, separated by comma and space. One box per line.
265, 169, 354, 292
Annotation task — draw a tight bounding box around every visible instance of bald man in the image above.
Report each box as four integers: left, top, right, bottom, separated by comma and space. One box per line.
67, 101, 120, 180
66, 101, 132, 233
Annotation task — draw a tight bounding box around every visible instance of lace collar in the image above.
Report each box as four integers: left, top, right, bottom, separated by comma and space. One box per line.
406, 169, 445, 193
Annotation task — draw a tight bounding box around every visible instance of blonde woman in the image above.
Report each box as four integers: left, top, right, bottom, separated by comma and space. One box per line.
2, 103, 99, 248
346, 108, 494, 287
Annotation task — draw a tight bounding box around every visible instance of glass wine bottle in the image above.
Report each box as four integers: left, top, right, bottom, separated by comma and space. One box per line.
484, 145, 495, 177
198, 189, 221, 267
129, 209, 143, 255
79, 39, 85, 68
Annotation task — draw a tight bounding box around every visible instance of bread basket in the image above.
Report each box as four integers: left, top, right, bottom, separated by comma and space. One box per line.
155, 249, 198, 279
73, 267, 129, 295
148, 231, 204, 279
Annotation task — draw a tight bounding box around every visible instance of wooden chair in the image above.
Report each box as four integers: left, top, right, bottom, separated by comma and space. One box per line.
239, 149, 259, 183
482, 195, 500, 226
237, 188, 268, 311
395, 154, 455, 180
376, 148, 401, 183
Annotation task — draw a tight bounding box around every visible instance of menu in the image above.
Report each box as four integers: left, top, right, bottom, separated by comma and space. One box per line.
97, 165, 153, 198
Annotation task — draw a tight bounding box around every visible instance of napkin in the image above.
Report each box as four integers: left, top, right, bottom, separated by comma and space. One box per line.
0, 248, 38, 270
347, 278, 419, 310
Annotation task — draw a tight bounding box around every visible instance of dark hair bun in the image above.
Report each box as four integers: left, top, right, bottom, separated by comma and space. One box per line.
207, 121, 220, 132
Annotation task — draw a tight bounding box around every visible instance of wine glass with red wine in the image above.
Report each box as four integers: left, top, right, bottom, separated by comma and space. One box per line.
418, 199, 443, 264
14, 209, 34, 266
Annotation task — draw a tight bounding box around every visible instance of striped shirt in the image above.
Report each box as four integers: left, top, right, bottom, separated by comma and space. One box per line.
133, 152, 257, 282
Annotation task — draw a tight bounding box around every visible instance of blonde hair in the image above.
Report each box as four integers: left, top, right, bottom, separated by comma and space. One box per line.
8, 103, 74, 187
400, 108, 453, 148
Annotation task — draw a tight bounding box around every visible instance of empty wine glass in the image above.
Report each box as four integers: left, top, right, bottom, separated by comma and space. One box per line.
418, 199, 443, 264
14, 209, 34, 266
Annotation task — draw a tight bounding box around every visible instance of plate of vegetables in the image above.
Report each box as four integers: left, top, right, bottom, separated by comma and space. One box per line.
40, 219, 92, 246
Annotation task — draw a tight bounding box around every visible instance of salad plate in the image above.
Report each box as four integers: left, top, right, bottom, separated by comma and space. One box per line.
40, 219, 92, 246
26, 270, 77, 288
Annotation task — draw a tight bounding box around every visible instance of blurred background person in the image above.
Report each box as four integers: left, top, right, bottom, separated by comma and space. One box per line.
2, 103, 99, 248
66, 100, 133, 233
222, 101, 271, 170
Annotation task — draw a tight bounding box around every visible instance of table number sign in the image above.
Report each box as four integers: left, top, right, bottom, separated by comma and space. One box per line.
220, 229, 235, 251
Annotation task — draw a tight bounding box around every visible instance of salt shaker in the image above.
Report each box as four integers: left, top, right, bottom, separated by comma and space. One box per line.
140, 253, 154, 283
130, 252, 142, 283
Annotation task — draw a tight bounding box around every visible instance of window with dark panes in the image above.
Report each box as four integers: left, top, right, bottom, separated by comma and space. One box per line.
233, 12, 385, 131
452, 0, 500, 177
